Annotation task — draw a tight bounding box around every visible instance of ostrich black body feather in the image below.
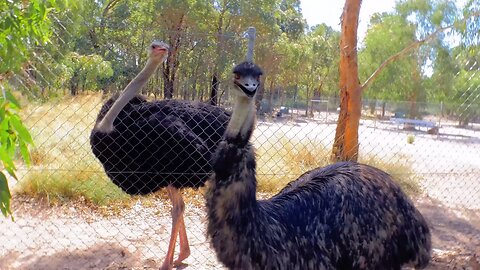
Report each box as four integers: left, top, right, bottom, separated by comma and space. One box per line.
207, 139, 431, 270
90, 95, 230, 194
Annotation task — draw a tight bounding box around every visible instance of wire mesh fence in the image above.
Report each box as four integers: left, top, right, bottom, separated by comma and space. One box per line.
1, 6, 480, 270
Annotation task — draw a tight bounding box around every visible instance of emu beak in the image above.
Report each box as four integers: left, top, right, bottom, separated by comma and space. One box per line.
235, 77, 259, 98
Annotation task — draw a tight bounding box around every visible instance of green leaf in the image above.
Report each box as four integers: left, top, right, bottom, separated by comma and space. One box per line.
10, 115, 34, 145
19, 141, 31, 166
5, 91, 20, 108
0, 106, 5, 122
4, 166, 17, 181
0, 172, 13, 220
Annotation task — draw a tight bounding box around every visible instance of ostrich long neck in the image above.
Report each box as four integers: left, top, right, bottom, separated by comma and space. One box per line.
96, 58, 160, 132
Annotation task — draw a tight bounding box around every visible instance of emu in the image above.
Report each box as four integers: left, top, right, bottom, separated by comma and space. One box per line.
90, 41, 230, 270
206, 61, 431, 270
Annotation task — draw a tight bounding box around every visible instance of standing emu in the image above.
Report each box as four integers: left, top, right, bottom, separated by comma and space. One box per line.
90, 41, 230, 270
206, 61, 431, 270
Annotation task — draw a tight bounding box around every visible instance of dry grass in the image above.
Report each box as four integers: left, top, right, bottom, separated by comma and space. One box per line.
255, 138, 420, 196
14, 94, 133, 207
15, 163, 130, 206
255, 138, 330, 193
13, 94, 420, 211
359, 155, 421, 195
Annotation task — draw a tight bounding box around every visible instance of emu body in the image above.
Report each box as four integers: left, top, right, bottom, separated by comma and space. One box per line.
206, 61, 431, 270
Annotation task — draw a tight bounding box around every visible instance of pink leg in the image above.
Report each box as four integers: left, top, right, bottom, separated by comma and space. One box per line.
173, 213, 190, 266
159, 186, 186, 270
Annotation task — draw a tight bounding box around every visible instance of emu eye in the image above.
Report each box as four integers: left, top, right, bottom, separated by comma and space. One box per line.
234, 74, 241, 80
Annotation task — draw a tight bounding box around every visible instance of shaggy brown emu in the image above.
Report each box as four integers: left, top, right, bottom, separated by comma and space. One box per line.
206, 61, 431, 270
90, 41, 230, 270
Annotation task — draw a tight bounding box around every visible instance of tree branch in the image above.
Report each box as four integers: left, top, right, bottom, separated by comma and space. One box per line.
360, 11, 480, 92
360, 25, 449, 92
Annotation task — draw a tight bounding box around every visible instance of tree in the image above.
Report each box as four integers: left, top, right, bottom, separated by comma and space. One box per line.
331, 0, 479, 161
331, 0, 362, 162
64, 52, 113, 95
0, 0, 63, 218
359, 13, 419, 117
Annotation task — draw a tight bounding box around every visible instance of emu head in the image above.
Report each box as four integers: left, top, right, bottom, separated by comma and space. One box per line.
232, 61, 263, 98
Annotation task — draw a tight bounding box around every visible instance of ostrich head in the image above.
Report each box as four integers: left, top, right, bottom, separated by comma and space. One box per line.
149, 40, 169, 63
232, 61, 263, 98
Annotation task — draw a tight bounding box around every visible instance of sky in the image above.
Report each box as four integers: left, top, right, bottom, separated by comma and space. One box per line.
300, 0, 397, 42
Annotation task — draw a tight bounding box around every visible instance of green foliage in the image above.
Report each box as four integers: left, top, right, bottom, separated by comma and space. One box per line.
276, 0, 306, 39
64, 52, 114, 95
0, 0, 62, 73
360, 13, 418, 101
0, 88, 34, 219
0, 0, 67, 218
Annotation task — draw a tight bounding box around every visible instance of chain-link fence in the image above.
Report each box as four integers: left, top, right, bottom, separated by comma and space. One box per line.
1, 9, 480, 270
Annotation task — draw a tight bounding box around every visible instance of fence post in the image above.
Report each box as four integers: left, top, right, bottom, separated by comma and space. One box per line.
245, 27, 256, 62
438, 101, 443, 139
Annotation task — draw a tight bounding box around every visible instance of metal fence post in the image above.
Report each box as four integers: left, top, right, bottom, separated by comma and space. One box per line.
245, 27, 256, 62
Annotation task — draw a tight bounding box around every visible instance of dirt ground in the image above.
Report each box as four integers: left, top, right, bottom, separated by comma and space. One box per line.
0, 193, 479, 270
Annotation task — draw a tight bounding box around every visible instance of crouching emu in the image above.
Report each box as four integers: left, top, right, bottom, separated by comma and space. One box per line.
89, 41, 230, 270
205, 61, 431, 270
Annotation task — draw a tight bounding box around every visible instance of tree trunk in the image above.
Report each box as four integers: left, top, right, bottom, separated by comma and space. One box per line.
293, 84, 298, 106
255, 77, 265, 114
408, 66, 421, 119
210, 74, 219, 105
305, 87, 311, 117
266, 79, 275, 114
331, 0, 362, 162
163, 63, 174, 99
381, 101, 386, 118
209, 4, 229, 106
162, 13, 185, 99
369, 99, 376, 115
70, 70, 79, 96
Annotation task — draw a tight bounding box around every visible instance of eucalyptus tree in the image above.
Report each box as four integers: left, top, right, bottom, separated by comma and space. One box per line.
359, 13, 418, 116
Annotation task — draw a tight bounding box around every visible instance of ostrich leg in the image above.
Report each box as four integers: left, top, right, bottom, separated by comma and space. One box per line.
159, 185, 190, 270
174, 213, 190, 265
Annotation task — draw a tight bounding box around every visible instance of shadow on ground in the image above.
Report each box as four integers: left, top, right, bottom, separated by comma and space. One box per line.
0, 243, 151, 270
416, 197, 480, 269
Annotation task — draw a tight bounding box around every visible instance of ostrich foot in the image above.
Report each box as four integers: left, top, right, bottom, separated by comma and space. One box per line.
173, 247, 191, 266
158, 261, 173, 270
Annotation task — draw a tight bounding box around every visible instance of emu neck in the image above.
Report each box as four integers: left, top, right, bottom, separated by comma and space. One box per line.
208, 94, 259, 221
96, 58, 160, 133
225, 95, 255, 145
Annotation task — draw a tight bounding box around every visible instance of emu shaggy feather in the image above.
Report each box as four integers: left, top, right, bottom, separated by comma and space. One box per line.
206, 135, 431, 270
207, 61, 430, 269
90, 95, 230, 194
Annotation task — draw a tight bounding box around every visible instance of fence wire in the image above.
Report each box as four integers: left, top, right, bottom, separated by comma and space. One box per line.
1, 11, 480, 270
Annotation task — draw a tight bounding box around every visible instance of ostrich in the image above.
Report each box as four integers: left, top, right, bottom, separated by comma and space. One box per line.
90, 41, 230, 270
206, 61, 431, 270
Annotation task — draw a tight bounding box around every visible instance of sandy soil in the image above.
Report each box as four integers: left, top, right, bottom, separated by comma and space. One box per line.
0, 194, 479, 270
